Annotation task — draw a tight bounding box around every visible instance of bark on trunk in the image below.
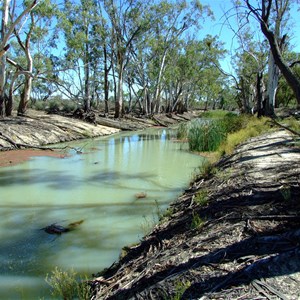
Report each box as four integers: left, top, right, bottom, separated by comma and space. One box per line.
115, 65, 123, 118
0, 0, 10, 116
103, 45, 110, 115
260, 22, 300, 107
266, 53, 279, 115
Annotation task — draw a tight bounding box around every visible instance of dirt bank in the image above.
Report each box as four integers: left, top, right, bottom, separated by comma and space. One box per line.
0, 110, 199, 166
91, 129, 300, 300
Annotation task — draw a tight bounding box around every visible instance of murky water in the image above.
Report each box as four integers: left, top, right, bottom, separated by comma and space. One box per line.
0, 128, 204, 299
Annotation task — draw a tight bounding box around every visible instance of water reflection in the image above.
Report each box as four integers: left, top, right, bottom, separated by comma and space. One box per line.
0, 127, 204, 298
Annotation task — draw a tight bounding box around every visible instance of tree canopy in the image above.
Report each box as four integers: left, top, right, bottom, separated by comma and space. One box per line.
0, 0, 299, 117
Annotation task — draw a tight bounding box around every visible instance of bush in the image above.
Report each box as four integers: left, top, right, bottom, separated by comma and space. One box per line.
45, 267, 91, 300
178, 112, 270, 154
61, 101, 77, 113
31, 100, 47, 111
218, 116, 270, 155
46, 99, 61, 113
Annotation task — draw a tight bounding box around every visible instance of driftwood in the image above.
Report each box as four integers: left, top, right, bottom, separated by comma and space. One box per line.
42, 220, 84, 235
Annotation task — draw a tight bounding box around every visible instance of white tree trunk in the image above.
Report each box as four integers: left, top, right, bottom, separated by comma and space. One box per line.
0, 0, 10, 115
267, 52, 279, 115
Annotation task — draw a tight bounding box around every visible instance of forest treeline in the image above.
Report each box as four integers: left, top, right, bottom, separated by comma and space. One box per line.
0, 0, 300, 118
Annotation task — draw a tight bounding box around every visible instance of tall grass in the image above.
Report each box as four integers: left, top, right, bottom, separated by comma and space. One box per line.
178, 112, 271, 155
218, 116, 271, 155
188, 120, 226, 151
45, 267, 91, 299
179, 112, 247, 152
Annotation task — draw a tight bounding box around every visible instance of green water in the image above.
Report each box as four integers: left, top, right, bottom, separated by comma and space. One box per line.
0, 128, 204, 299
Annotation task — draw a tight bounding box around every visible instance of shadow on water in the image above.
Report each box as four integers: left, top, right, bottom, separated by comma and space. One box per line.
0, 168, 173, 190
0, 226, 57, 275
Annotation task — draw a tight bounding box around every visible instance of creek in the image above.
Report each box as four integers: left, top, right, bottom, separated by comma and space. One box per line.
0, 127, 204, 299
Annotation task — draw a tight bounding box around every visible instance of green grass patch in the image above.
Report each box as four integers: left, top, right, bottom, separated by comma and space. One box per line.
191, 212, 205, 230
218, 116, 271, 156
171, 280, 191, 300
178, 112, 272, 156
194, 190, 209, 206
178, 112, 249, 152
45, 267, 90, 299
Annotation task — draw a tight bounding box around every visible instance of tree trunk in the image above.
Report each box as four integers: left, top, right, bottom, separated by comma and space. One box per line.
6, 71, 18, 116
103, 45, 110, 114
256, 71, 265, 117
0, 0, 10, 116
115, 64, 124, 118
84, 27, 90, 112
17, 13, 34, 116
260, 21, 300, 107
266, 52, 279, 115
153, 49, 167, 113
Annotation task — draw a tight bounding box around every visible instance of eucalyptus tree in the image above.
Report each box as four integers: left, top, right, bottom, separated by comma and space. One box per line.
101, 0, 152, 118
60, 0, 101, 112
232, 29, 268, 114
146, 0, 213, 114
3, 0, 59, 115
0, 0, 38, 116
163, 36, 226, 112
126, 0, 213, 115
245, 0, 300, 109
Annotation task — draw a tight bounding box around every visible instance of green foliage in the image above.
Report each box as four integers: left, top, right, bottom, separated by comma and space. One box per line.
177, 123, 189, 140
191, 212, 204, 230
45, 267, 90, 300
46, 99, 61, 113
194, 190, 208, 206
171, 279, 191, 300
218, 116, 271, 155
45, 99, 77, 114
188, 119, 226, 152
178, 113, 247, 152
30, 100, 47, 111
280, 185, 291, 202
179, 113, 271, 156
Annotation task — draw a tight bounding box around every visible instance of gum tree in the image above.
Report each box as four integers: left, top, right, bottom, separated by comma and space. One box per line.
245, 0, 300, 109
0, 0, 38, 116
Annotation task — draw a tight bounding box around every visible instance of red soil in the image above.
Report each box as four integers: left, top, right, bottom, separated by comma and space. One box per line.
0, 149, 67, 167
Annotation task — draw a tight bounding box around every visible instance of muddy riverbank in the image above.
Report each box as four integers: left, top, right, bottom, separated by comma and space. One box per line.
0, 110, 198, 166
91, 129, 300, 300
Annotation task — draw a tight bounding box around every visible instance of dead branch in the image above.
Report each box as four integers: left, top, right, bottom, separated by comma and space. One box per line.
269, 119, 300, 136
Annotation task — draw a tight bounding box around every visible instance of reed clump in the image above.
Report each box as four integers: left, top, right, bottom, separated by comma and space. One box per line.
178, 112, 271, 156
178, 112, 248, 152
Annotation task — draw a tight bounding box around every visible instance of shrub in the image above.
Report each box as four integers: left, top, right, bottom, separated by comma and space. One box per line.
218, 116, 270, 155
46, 99, 61, 113
61, 101, 77, 113
191, 212, 204, 230
45, 267, 90, 300
31, 100, 47, 111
